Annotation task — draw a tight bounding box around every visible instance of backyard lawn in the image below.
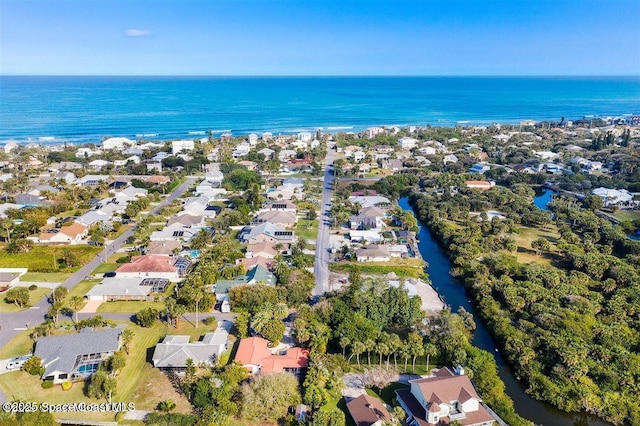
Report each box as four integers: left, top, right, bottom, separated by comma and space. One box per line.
0, 286, 51, 313
0, 329, 34, 359
0, 245, 102, 272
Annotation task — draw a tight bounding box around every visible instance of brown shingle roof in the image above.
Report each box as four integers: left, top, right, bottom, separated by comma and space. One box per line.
59, 223, 88, 239
346, 394, 392, 426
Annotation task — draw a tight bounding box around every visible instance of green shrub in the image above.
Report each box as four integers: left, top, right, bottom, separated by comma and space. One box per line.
28, 284, 38, 291
116, 255, 132, 264
61, 381, 72, 391
22, 356, 43, 375
41, 381, 54, 389
202, 316, 217, 326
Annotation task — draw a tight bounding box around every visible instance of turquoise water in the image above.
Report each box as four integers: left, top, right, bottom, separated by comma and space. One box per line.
1, 76, 639, 144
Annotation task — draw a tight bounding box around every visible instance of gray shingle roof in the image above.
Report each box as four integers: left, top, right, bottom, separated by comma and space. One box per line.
34, 328, 121, 377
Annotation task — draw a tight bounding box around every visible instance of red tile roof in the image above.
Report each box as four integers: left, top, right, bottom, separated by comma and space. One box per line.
234, 337, 309, 374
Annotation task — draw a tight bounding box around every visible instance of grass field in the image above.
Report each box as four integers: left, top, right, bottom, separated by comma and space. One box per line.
0, 245, 102, 272
92, 262, 119, 274
0, 329, 34, 359
296, 218, 319, 241
509, 224, 561, 266
330, 257, 426, 278
21, 272, 73, 283
613, 210, 640, 222
0, 287, 51, 313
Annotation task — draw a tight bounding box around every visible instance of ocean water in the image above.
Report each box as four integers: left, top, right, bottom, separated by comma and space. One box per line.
1, 76, 639, 144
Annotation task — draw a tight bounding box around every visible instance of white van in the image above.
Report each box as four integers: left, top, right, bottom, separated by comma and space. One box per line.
6, 355, 32, 370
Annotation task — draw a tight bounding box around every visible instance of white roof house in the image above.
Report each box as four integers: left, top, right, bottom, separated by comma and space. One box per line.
592, 188, 634, 206
172, 140, 195, 155
348, 195, 391, 209
398, 137, 418, 150
152, 326, 229, 369
102, 137, 135, 151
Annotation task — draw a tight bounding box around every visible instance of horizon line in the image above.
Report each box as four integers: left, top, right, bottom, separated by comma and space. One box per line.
2, 74, 639, 78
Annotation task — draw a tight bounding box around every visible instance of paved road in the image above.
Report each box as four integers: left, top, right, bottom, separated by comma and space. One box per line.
313, 149, 335, 296
0, 177, 197, 352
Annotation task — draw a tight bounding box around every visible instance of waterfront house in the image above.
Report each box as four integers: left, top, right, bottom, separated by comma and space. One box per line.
102, 137, 135, 150
34, 328, 122, 384
395, 367, 495, 426
355, 244, 391, 262
234, 337, 309, 375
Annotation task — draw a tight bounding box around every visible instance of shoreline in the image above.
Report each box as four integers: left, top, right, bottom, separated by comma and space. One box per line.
2, 113, 638, 146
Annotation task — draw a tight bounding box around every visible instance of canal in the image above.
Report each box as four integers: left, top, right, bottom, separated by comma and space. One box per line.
398, 196, 610, 426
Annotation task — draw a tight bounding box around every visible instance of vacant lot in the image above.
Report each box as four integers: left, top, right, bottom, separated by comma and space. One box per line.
510, 224, 561, 266
0, 245, 102, 272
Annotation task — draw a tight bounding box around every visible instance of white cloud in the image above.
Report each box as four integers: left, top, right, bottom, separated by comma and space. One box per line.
125, 29, 150, 37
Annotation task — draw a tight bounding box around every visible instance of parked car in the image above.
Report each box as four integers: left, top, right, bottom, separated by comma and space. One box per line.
6, 355, 32, 370
103, 271, 117, 278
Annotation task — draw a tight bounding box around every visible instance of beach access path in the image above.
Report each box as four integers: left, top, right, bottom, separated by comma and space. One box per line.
313, 149, 336, 296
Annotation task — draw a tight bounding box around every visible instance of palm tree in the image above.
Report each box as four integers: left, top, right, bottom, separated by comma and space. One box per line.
272, 302, 289, 320
387, 333, 402, 368
364, 338, 375, 367
424, 343, 438, 374
251, 309, 272, 334
121, 328, 134, 355
352, 341, 365, 368
69, 296, 84, 323
0, 218, 13, 244
378, 342, 389, 367
339, 336, 351, 357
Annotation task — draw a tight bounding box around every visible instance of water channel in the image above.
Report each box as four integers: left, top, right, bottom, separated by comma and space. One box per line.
398, 196, 610, 426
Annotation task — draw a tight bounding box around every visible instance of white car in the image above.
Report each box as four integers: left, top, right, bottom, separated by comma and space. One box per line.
6, 355, 32, 370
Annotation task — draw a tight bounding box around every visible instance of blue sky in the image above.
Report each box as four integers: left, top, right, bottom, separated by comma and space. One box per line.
1, 0, 639, 76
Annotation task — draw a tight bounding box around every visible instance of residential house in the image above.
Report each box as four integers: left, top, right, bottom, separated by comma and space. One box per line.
468, 163, 490, 174
77, 175, 110, 187
150, 223, 199, 244
380, 159, 403, 172
0, 271, 23, 288
115, 254, 181, 282
365, 127, 386, 139
0, 203, 22, 218
76, 210, 111, 227
418, 146, 436, 156
183, 195, 219, 218
464, 181, 495, 191
88, 159, 111, 170
258, 147, 275, 160
214, 265, 276, 301
146, 240, 183, 255
37, 223, 88, 245
3, 141, 19, 154
152, 326, 229, 369
34, 328, 122, 384
13, 194, 48, 207
85, 277, 169, 301
245, 242, 278, 259
592, 187, 634, 207
395, 367, 495, 426
253, 211, 297, 228
398, 137, 418, 150
233, 142, 251, 158
234, 337, 309, 375
102, 137, 135, 150
247, 133, 259, 146
348, 195, 392, 209
262, 200, 297, 213
278, 149, 297, 162
172, 140, 195, 155
114, 186, 148, 203
238, 160, 258, 171
349, 206, 386, 230
240, 222, 296, 245
349, 230, 384, 243
346, 394, 392, 426
297, 132, 312, 142
355, 245, 391, 262
443, 154, 459, 164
